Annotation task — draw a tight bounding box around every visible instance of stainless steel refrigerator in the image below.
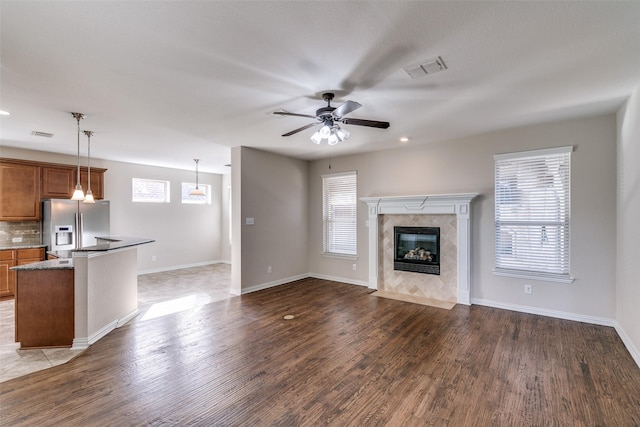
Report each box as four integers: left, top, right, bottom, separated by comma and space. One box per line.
42, 199, 110, 251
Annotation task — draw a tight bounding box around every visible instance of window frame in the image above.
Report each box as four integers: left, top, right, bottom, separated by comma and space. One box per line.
180, 182, 212, 204
493, 146, 574, 283
322, 171, 358, 259
131, 178, 171, 203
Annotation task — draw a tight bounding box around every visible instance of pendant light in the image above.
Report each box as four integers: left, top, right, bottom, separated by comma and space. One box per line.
189, 159, 206, 196
70, 112, 86, 200
82, 130, 95, 203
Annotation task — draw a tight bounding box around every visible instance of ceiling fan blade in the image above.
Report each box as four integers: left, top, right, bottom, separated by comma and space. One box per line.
341, 117, 390, 129
273, 111, 317, 119
332, 100, 362, 118
282, 122, 318, 137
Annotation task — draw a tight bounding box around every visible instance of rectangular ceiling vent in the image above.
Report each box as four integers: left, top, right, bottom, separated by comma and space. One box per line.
31, 131, 54, 138
404, 56, 447, 79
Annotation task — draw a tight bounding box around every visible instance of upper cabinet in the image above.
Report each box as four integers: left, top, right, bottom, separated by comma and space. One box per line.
0, 158, 107, 221
0, 161, 41, 221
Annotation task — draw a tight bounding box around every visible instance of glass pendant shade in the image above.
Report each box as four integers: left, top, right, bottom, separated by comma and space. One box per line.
71, 184, 85, 200
310, 131, 322, 144
189, 158, 206, 196
83, 130, 95, 203
70, 112, 86, 201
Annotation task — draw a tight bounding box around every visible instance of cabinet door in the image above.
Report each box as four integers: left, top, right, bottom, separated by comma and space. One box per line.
41, 166, 75, 198
0, 162, 41, 221
0, 259, 16, 299
80, 170, 104, 200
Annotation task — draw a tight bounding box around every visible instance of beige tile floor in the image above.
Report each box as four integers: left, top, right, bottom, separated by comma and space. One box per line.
0, 263, 232, 383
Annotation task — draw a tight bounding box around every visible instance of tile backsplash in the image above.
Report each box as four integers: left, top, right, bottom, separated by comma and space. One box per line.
0, 221, 41, 246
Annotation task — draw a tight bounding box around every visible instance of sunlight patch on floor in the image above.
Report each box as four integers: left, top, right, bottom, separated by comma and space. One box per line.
141, 294, 212, 321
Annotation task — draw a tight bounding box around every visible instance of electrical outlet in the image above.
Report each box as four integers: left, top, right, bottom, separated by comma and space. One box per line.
151, 255, 157, 262
352, 263, 357, 271
524, 284, 533, 294
12, 237, 23, 243
267, 266, 272, 274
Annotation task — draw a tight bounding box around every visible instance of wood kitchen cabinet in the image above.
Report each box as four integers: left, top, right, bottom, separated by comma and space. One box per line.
41, 165, 106, 200
0, 248, 45, 300
15, 268, 74, 348
0, 158, 107, 221
0, 161, 41, 221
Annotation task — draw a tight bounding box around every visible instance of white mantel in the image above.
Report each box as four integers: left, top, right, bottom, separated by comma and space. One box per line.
360, 193, 479, 305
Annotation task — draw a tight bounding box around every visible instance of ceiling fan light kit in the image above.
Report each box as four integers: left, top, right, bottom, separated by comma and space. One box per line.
274, 92, 389, 145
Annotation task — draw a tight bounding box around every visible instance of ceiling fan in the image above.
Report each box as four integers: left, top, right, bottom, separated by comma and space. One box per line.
274, 93, 390, 145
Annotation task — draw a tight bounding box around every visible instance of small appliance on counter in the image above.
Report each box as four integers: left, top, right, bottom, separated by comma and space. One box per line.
42, 199, 110, 251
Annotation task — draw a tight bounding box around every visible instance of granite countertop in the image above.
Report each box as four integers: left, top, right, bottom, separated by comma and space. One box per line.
74, 236, 155, 252
12, 236, 154, 271
11, 257, 74, 271
0, 243, 47, 251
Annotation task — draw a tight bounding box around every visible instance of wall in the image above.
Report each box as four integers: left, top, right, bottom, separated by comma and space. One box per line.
616, 87, 640, 366
0, 147, 225, 273
309, 114, 618, 321
232, 147, 309, 293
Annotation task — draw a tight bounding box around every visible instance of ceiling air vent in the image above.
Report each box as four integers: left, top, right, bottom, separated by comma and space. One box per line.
31, 131, 54, 138
403, 56, 447, 79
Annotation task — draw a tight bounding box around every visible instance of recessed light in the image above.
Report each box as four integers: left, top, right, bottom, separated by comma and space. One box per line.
400, 137, 410, 142
0, 110, 10, 116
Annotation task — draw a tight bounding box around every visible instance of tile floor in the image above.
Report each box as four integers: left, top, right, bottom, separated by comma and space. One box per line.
0, 263, 232, 383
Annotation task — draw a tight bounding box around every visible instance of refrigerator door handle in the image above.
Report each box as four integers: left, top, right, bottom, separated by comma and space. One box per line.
76, 211, 83, 249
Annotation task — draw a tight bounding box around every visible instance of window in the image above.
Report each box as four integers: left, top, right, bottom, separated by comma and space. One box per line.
181, 182, 211, 204
132, 178, 170, 203
322, 171, 357, 257
494, 146, 573, 282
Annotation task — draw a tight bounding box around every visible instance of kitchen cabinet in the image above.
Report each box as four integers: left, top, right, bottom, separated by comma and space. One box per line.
41, 165, 105, 200
15, 268, 74, 348
0, 158, 107, 221
0, 248, 45, 300
0, 161, 41, 221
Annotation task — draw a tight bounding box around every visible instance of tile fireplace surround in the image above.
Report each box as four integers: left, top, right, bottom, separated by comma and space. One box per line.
360, 194, 479, 305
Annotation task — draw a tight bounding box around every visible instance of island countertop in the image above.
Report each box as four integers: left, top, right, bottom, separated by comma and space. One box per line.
11, 236, 154, 271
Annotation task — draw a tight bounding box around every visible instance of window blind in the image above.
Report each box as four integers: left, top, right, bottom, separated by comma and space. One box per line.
494, 146, 572, 280
322, 171, 357, 256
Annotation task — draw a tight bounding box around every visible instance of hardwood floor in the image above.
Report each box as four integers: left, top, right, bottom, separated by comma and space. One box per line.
1, 277, 639, 426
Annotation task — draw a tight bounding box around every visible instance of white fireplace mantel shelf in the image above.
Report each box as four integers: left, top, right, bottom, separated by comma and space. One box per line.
360, 193, 479, 305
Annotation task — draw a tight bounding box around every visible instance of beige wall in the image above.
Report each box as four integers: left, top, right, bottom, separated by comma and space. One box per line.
617, 87, 640, 364
232, 147, 309, 293
309, 114, 618, 319
0, 147, 225, 272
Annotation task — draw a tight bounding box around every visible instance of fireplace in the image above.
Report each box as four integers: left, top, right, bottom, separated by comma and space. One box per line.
394, 226, 440, 275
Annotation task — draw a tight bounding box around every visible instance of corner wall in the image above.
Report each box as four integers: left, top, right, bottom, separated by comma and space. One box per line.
616, 87, 640, 366
233, 147, 309, 293
309, 114, 618, 321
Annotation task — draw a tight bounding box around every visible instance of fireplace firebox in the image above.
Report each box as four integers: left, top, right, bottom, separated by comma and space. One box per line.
394, 226, 440, 275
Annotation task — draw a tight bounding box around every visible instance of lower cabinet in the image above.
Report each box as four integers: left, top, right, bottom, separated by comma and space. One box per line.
0, 248, 45, 300
15, 268, 74, 348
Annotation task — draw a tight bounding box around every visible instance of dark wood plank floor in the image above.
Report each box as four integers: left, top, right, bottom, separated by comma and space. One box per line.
1, 278, 639, 426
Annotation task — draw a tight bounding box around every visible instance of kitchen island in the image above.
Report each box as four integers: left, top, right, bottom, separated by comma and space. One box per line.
12, 236, 154, 349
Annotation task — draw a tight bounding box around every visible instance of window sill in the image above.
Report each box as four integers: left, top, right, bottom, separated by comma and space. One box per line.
322, 252, 358, 261
493, 269, 575, 284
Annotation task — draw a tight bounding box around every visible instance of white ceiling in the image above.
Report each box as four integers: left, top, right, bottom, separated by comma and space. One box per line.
1, 1, 639, 174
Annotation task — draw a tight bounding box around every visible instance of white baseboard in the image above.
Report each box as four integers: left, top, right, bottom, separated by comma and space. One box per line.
138, 260, 229, 275
472, 298, 640, 369
241, 274, 310, 294
471, 298, 617, 327
87, 320, 118, 346
117, 308, 139, 327
613, 322, 640, 369
307, 273, 370, 288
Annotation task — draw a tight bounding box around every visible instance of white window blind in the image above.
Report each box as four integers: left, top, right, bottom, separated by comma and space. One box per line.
494, 146, 572, 281
322, 171, 357, 256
